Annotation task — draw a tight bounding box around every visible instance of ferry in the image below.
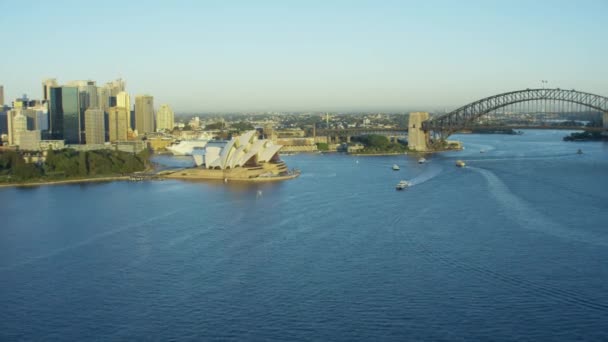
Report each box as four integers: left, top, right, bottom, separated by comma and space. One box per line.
418, 157, 426, 164
456, 160, 466, 167
392, 164, 400, 171
396, 180, 410, 190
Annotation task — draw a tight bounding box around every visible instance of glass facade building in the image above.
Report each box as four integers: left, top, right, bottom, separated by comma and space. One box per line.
48, 86, 81, 144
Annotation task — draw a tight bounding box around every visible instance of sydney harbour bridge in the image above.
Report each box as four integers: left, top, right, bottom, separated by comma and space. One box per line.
318, 88, 608, 151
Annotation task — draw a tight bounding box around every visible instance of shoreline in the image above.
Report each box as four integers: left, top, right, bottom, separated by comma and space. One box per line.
350, 152, 407, 156
0, 176, 131, 188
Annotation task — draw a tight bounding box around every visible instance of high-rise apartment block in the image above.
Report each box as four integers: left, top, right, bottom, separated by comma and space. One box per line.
85, 108, 105, 144
156, 104, 174, 132
108, 107, 129, 142
135, 95, 154, 134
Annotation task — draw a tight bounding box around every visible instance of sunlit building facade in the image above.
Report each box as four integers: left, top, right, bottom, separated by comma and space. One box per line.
156, 104, 174, 132
135, 95, 154, 134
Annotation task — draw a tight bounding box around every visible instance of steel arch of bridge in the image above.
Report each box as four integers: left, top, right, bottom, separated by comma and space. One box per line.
422, 88, 608, 137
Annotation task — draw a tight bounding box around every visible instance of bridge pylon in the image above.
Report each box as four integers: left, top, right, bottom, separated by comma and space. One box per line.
408, 112, 430, 151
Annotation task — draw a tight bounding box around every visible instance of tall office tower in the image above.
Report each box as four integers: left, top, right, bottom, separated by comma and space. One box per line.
85, 108, 105, 145
116, 91, 131, 129
105, 79, 125, 96
42, 79, 58, 103
135, 95, 154, 134
22, 108, 37, 130
97, 86, 110, 112
108, 107, 129, 142
156, 104, 175, 132
0, 110, 7, 134
29, 103, 49, 131
8, 111, 27, 145
0, 85, 4, 106
49, 86, 81, 144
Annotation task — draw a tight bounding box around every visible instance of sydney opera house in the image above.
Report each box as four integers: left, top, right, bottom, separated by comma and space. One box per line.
166, 130, 298, 181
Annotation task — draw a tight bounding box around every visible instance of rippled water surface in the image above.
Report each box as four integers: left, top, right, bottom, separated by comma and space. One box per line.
1, 130, 607, 341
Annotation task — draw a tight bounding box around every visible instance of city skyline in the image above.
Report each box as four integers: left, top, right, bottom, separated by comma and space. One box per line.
1, 0, 607, 112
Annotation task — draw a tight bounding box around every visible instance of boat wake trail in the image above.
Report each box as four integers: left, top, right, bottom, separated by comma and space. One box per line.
469, 166, 608, 248
408, 164, 443, 186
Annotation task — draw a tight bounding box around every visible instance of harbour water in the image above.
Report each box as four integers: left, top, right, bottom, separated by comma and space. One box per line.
1, 130, 607, 341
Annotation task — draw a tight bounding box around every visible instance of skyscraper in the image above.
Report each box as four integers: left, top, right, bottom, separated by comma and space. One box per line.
85, 108, 105, 145
0, 85, 4, 107
49, 86, 81, 144
116, 92, 131, 129
108, 107, 129, 142
135, 95, 154, 134
105, 79, 125, 96
8, 111, 27, 146
42, 79, 58, 103
156, 104, 175, 132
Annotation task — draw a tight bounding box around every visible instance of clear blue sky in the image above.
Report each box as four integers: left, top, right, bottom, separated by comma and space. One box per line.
1, 0, 606, 112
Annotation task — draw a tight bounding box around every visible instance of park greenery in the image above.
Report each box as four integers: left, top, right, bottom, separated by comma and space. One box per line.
316, 142, 329, 151
0, 148, 150, 183
352, 134, 408, 154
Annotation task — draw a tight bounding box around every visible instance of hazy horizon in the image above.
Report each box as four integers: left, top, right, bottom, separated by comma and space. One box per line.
1, 0, 606, 112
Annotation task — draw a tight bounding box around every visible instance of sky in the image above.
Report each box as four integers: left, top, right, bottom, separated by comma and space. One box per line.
1, 0, 607, 113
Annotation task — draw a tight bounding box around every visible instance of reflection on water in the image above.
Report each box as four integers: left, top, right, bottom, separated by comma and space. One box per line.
1, 130, 607, 341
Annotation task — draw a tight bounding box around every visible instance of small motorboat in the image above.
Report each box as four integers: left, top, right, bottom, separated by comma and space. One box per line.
396, 180, 410, 190
480, 149, 486, 153
392, 164, 400, 171
456, 160, 466, 168
418, 157, 426, 164
577, 149, 583, 155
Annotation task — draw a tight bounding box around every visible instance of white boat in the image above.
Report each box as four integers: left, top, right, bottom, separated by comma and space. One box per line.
392, 164, 400, 171
166, 140, 210, 156
396, 180, 410, 190
418, 157, 426, 164
480, 149, 486, 153
456, 160, 466, 167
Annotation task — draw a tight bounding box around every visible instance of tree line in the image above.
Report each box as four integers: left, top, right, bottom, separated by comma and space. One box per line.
0, 148, 150, 182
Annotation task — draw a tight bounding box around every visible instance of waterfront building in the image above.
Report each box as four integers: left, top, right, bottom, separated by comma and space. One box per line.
42, 79, 58, 103
39, 140, 65, 151
203, 130, 282, 169
108, 106, 129, 142
16, 130, 41, 150
49, 86, 81, 144
85, 108, 105, 145
169, 130, 293, 181
9, 111, 27, 146
135, 95, 154, 134
156, 104, 174, 132
0, 85, 4, 107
